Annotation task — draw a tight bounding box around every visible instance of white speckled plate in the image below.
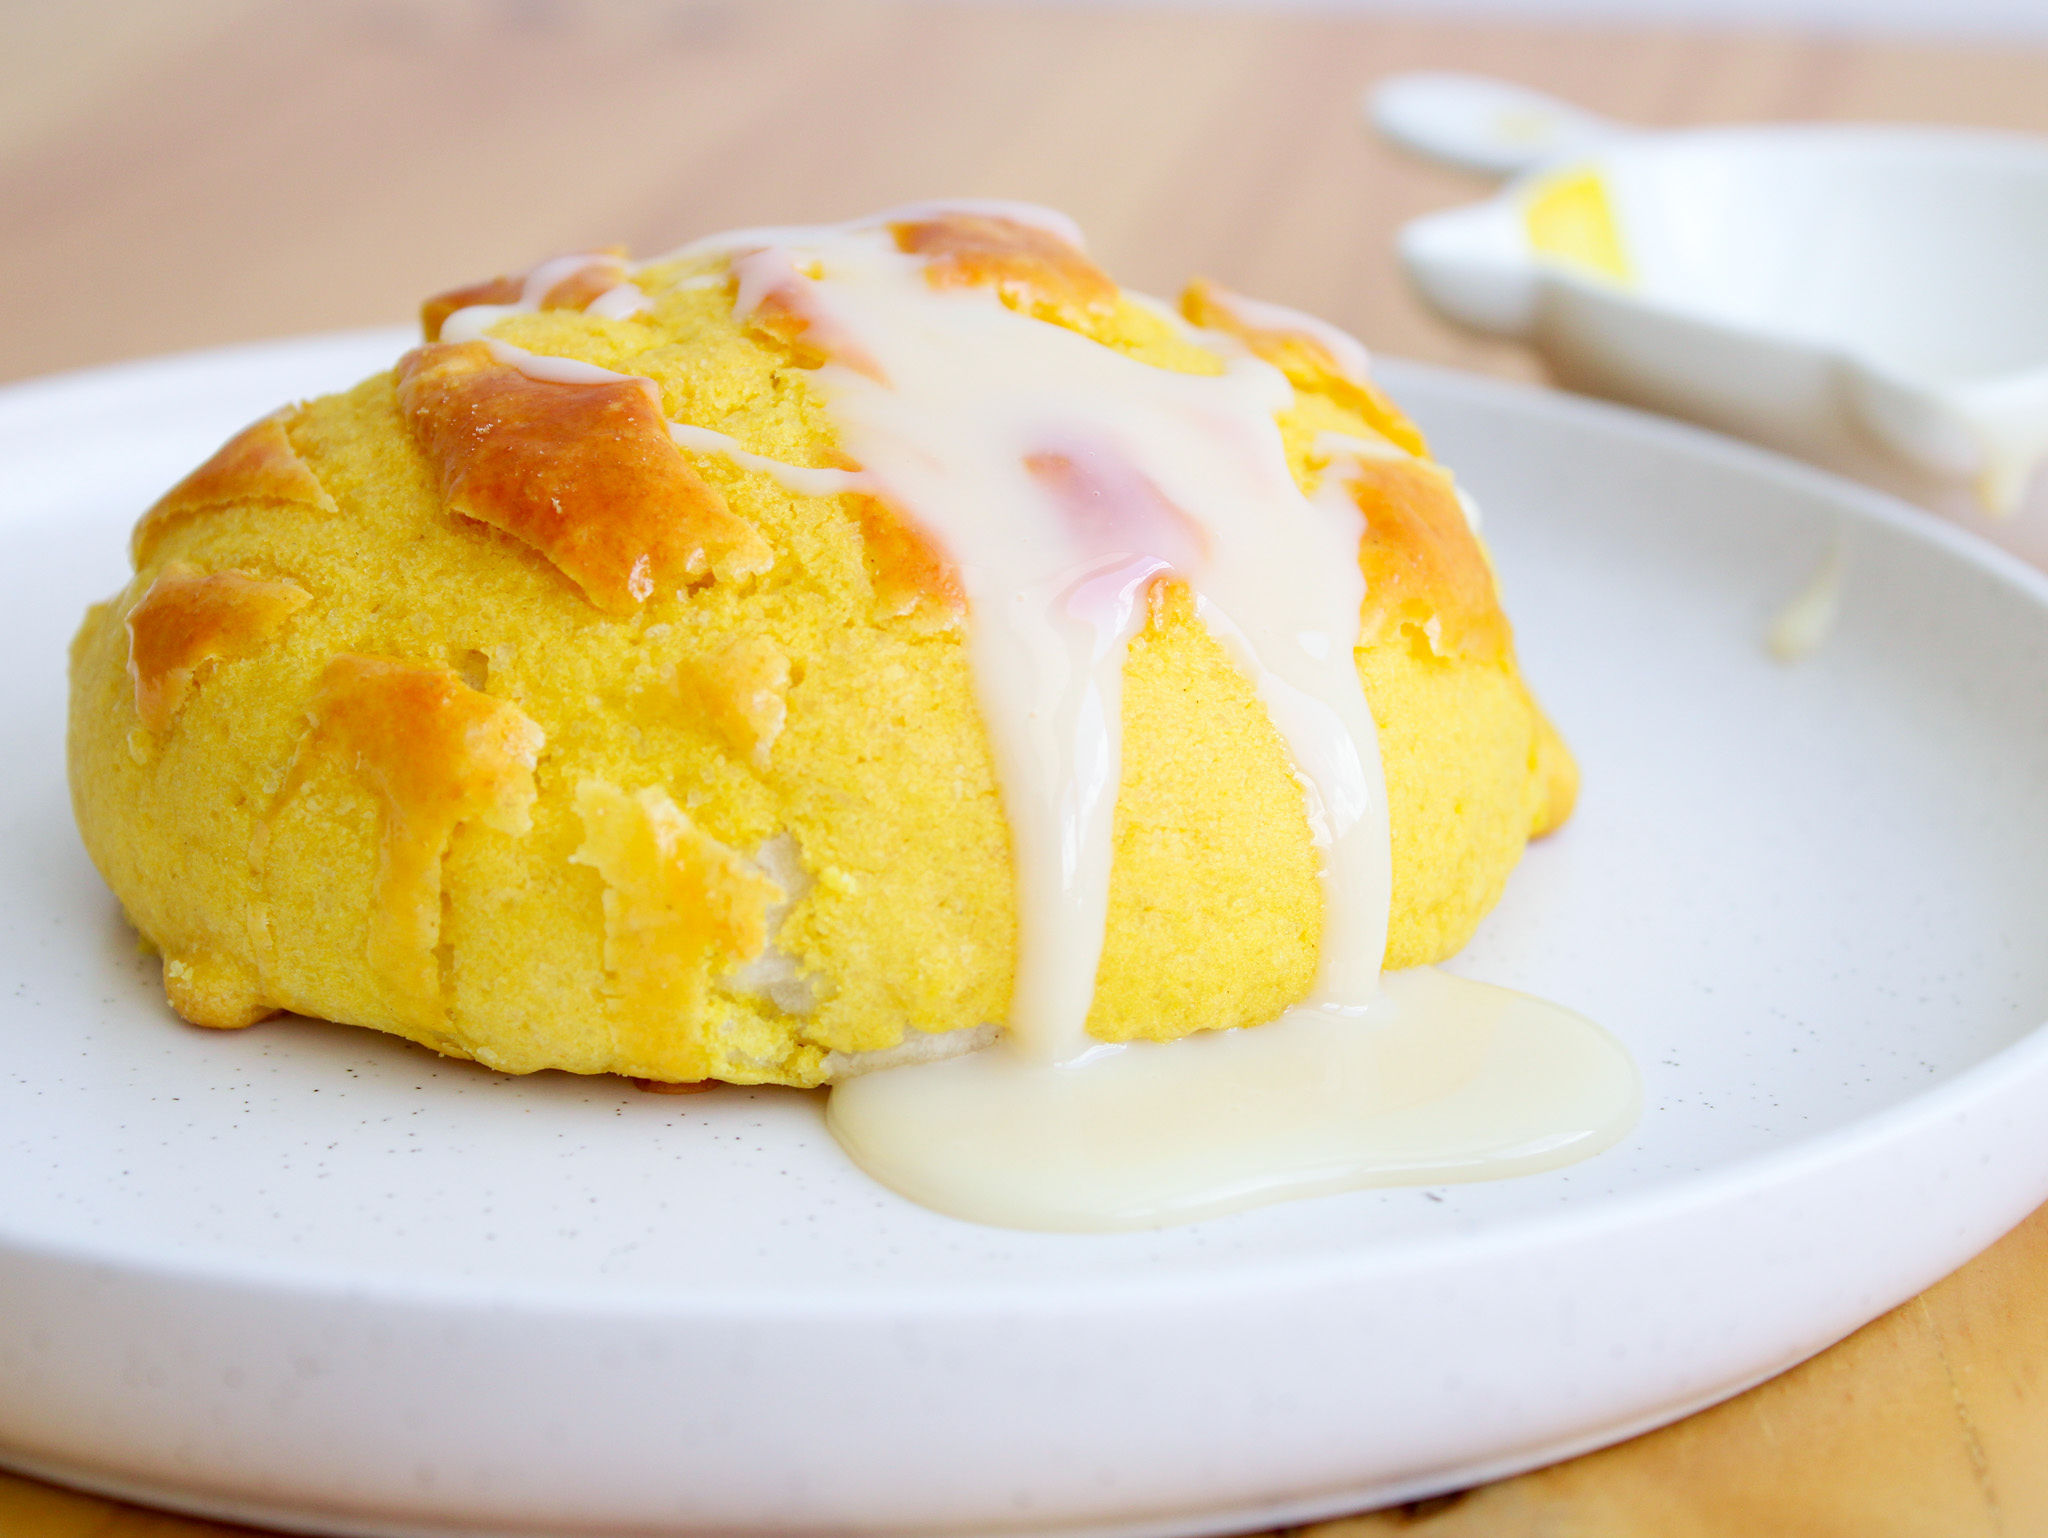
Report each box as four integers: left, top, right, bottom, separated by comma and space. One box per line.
5, 334, 2048, 1538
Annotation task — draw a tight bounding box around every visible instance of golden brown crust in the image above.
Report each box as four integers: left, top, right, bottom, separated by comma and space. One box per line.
395, 341, 773, 613
1180, 279, 1428, 459
132, 412, 335, 567
1348, 457, 1511, 665
742, 280, 890, 381
418, 251, 633, 342
125, 564, 311, 734
536, 253, 632, 314
892, 212, 1118, 328
420, 275, 524, 343
846, 492, 965, 621
265, 654, 544, 1026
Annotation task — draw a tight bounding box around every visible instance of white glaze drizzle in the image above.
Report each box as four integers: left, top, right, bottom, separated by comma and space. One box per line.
672, 200, 1089, 270
480, 338, 622, 387
666, 422, 868, 499
520, 253, 612, 308
437, 251, 651, 344
697, 207, 1637, 1229
705, 221, 1391, 1060
585, 282, 652, 322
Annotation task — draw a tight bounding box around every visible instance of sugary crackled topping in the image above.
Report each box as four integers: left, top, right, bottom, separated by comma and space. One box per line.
846, 490, 965, 620
890, 210, 1118, 327
132, 411, 335, 566
728, 205, 1115, 381
124, 564, 311, 733
269, 655, 543, 1025
1180, 279, 1427, 459
426, 244, 963, 629
395, 340, 773, 614
420, 251, 635, 342
1344, 454, 1512, 664
570, 780, 783, 1039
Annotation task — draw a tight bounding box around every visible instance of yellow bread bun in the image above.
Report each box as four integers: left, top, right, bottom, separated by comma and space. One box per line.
68, 211, 1575, 1087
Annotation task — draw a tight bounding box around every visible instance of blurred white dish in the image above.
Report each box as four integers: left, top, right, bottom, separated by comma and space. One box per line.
1378, 72, 2048, 559
5, 334, 2048, 1537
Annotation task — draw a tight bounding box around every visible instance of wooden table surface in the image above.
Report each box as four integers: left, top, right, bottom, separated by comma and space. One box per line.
5, 3, 2048, 1534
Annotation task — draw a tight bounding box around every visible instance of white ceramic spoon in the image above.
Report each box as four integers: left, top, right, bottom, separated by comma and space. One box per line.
1373, 70, 1622, 177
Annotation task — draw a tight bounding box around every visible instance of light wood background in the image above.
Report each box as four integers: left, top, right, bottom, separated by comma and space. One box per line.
5, 3, 2048, 1534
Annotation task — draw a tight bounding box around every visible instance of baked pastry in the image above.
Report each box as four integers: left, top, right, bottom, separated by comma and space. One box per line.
68, 205, 1575, 1087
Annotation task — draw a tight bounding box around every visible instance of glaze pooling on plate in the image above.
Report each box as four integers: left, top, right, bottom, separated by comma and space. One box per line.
831, 968, 1641, 1232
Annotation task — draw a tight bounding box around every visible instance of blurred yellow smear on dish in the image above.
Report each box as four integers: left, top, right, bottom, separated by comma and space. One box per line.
1524, 167, 1630, 283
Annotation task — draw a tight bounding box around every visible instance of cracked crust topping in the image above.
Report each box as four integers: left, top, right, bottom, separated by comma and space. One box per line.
1346, 457, 1510, 665
420, 251, 633, 341
125, 564, 311, 734
891, 211, 1118, 327
396, 341, 773, 613
268, 654, 543, 1025
570, 779, 783, 1071
1180, 279, 1428, 459
132, 412, 336, 566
